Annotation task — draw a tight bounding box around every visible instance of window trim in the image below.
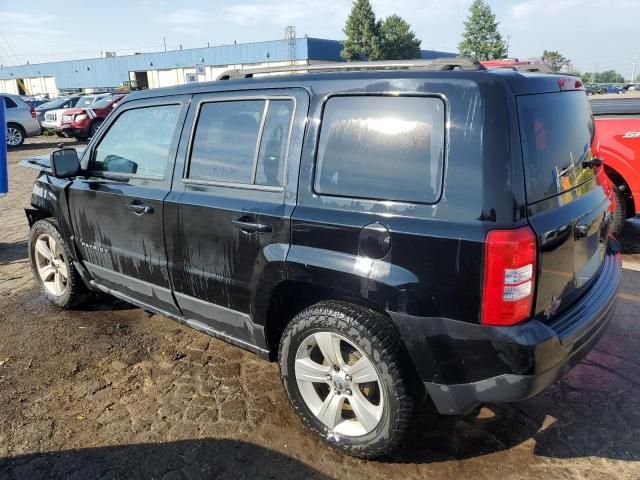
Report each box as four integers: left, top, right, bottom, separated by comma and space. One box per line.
183, 95, 297, 192
312, 92, 448, 205
86, 102, 183, 181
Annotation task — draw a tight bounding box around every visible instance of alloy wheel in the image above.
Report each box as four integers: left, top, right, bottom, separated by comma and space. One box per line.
6, 127, 23, 146
294, 331, 384, 437
34, 233, 69, 296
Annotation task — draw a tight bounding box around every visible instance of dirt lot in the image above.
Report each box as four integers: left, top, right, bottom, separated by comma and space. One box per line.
1, 137, 639, 479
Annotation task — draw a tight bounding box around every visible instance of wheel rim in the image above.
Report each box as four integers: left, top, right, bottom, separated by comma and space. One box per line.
294, 332, 384, 437
34, 233, 69, 296
6, 127, 22, 146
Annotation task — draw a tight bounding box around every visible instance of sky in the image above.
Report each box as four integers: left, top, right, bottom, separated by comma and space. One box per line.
0, 0, 638, 78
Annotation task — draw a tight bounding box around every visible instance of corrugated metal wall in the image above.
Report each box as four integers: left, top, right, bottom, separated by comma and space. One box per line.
0, 38, 314, 89
0, 37, 457, 92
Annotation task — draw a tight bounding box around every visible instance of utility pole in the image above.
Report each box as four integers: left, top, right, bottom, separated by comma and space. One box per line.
632, 50, 638, 82
163, 37, 167, 53
506, 34, 511, 58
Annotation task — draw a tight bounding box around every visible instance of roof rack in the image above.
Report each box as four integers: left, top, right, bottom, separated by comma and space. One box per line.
216, 57, 485, 80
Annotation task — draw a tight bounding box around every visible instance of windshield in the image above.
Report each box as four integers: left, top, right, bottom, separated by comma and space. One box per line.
90, 95, 119, 109
36, 98, 69, 110
518, 91, 595, 203
76, 96, 97, 108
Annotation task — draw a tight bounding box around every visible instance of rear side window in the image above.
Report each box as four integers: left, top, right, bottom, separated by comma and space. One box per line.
518, 91, 595, 203
2, 97, 18, 108
188, 99, 294, 187
93, 104, 181, 177
315, 96, 445, 203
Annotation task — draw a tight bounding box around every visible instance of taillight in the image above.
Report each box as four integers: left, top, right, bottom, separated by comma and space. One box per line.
558, 77, 584, 91
481, 226, 537, 326
30, 106, 37, 119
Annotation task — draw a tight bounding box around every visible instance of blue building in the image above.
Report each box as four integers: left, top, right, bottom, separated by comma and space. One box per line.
0, 37, 456, 96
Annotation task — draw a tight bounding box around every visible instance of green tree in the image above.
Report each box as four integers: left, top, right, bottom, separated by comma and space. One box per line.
542, 50, 570, 72
341, 0, 383, 61
582, 70, 625, 83
379, 14, 421, 60
458, 0, 507, 61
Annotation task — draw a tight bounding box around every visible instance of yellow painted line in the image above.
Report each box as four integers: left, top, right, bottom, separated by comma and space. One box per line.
618, 292, 640, 304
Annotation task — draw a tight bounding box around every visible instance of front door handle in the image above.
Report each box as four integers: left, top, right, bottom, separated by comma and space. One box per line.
127, 203, 154, 216
232, 217, 272, 234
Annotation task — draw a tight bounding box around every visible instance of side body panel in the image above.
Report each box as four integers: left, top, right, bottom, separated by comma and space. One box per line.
594, 116, 640, 215
164, 88, 309, 349
65, 95, 190, 314
289, 76, 526, 328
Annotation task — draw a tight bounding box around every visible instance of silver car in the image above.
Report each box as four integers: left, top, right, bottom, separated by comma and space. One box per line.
2, 93, 41, 147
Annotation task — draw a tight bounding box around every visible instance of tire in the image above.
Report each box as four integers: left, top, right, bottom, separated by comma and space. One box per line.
611, 185, 627, 236
28, 219, 87, 309
6, 123, 25, 147
89, 121, 102, 138
279, 301, 414, 459
55, 131, 66, 138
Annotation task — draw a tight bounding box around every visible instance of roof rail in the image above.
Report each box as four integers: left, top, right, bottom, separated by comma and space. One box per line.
215, 57, 485, 80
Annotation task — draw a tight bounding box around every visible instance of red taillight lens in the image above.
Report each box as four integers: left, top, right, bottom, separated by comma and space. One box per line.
482, 226, 537, 326
30, 106, 37, 119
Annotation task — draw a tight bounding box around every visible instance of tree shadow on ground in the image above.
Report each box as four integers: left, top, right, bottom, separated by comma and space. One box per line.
0, 241, 28, 264
0, 439, 330, 480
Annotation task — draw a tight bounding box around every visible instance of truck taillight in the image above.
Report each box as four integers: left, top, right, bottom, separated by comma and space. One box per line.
30, 106, 37, 119
481, 226, 537, 326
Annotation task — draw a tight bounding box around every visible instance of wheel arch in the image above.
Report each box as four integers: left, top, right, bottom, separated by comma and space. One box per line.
604, 164, 636, 218
263, 279, 390, 361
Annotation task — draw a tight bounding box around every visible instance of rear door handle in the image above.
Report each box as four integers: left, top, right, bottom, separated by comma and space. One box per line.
127, 203, 154, 215
232, 217, 272, 234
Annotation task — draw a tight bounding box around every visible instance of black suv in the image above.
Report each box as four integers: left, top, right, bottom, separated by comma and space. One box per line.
24, 61, 621, 458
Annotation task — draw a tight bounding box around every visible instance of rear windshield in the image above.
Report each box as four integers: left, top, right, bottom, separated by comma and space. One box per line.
518, 91, 595, 203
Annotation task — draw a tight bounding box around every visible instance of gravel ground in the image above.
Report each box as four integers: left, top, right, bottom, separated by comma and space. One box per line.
1, 137, 639, 480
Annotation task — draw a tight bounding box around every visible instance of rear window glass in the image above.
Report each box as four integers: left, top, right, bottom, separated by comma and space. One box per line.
518, 91, 595, 203
315, 96, 445, 203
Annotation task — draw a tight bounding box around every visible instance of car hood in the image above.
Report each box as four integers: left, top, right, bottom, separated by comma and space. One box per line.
19, 146, 86, 173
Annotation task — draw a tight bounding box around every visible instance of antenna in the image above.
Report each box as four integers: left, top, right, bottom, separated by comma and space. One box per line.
285, 25, 296, 65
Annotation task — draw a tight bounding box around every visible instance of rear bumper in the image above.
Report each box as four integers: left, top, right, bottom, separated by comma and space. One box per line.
389, 242, 622, 415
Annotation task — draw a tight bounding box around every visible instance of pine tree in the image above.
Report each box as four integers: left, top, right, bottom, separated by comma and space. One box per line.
458, 0, 507, 61
341, 0, 383, 61
379, 15, 422, 60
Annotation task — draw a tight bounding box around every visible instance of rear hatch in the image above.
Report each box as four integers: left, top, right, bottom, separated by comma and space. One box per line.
518, 90, 612, 321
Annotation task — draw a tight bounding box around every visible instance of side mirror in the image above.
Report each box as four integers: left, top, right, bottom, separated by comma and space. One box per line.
51, 148, 80, 178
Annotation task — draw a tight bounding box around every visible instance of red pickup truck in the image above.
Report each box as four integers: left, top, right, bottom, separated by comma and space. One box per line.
60, 93, 127, 140
591, 98, 640, 234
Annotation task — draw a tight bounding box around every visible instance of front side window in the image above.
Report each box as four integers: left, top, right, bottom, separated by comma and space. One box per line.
188, 98, 294, 187
92, 104, 181, 177
315, 96, 445, 203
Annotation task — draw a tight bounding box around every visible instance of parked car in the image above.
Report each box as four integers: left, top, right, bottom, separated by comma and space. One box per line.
585, 83, 600, 95
36, 96, 83, 129
21, 62, 621, 459
601, 84, 625, 94
590, 97, 640, 234
2, 93, 41, 146
622, 83, 640, 92
39, 95, 106, 136
59, 93, 126, 140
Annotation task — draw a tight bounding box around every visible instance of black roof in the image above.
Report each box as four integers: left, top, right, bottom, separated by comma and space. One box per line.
122, 68, 579, 105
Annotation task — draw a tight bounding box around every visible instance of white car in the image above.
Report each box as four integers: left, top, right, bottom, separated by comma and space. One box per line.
42, 93, 111, 136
